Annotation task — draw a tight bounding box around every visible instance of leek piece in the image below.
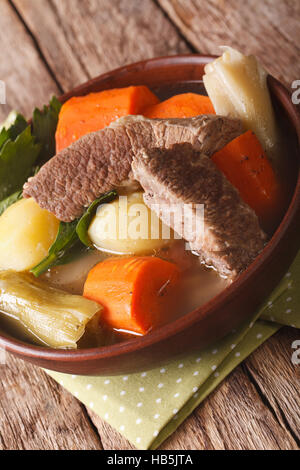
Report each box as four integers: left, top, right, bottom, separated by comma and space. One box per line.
203, 47, 281, 169
0, 271, 101, 349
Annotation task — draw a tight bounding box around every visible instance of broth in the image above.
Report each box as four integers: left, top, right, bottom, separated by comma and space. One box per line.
0, 241, 230, 348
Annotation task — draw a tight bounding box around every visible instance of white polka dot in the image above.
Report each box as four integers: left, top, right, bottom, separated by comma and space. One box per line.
212, 349, 218, 355
288, 282, 292, 289
153, 430, 159, 437
120, 390, 126, 396
178, 363, 184, 368
158, 383, 164, 388
286, 297, 292, 302
214, 372, 220, 378
136, 437, 141, 443
156, 398, 162, 403
235, 352, 241, 357
176, 378, 182, 383
211, 365, 217, 371
104, 379, 110, 385
120, 425, 125, 431
136, 418, 142, 424
141, 372, 147, 377
196, 357, 201, 363
102, 395, 108, 401
154, 413, 160, 419
174, 392, 180, 398
286, 309, 292, 314
123, 376, 128, 381
285, 272, 291, 277
86, 384, 92, 390
231, 344, 236, 350
139, 387, 145, 392
256, 333, 262, 339
137, 402, 143, 407
267, 301, 273, 308
193, 371, 199, 376
89, 402, 94, 409
193, 392, 199, 398
104, 413, 109, 419
249, 322, 254, 328
160, 368, 166, 374
192, 386, 198, 393
173, 408, 178, 415
119, 406, 125, 413
71, 375, 77, 379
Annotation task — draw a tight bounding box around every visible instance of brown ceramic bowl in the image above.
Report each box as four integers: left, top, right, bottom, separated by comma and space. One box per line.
0, 55, 299, 375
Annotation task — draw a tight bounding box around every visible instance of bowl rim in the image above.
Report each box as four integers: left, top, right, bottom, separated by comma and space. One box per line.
0, 53, 299, 362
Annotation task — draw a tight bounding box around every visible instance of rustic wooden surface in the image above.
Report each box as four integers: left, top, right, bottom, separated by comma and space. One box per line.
0, 0, 299, 450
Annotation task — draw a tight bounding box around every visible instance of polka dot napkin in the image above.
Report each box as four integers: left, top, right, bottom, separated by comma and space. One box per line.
47, 252, 299, 450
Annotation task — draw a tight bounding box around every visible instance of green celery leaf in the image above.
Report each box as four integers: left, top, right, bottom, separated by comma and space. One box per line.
76, 190, 118, 247
0, 113, 28, 150
30, 220, 79, 277
0, 190, 22, 216
0, 126, 41, 201
32, 96, 61, 164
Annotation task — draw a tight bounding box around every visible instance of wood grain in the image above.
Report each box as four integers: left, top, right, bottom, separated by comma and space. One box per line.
0, 0, 59, 120
0, 354, 102, 450
244, 327, 300, 443
86, 329, 300, 450
158, 0, 300, 85
12, 0, 190, 92
0, 0, 299, 450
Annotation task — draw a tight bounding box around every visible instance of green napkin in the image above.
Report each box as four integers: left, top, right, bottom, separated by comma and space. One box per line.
47, 252, 299, 450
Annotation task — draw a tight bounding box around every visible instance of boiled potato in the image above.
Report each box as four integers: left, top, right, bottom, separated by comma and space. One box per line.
0, 198, 59, 271
88, 191, 174, 255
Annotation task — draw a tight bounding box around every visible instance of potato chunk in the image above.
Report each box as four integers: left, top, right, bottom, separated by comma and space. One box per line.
88, 191, 174, 255
0, 198, 59, 271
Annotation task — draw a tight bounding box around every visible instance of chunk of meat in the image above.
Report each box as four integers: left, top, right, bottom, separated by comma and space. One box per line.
131, 143, 266, 278
23, 115, 243, 222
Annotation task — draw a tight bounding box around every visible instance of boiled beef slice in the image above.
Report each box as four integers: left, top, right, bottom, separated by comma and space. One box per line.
131, 143, 266, 278
23, 114, 243, 221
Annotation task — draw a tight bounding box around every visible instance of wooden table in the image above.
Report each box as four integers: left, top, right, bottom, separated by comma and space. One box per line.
0, 0, 299, 450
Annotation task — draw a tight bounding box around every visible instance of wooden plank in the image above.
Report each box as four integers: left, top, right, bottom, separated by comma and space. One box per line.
158, 0, 300, 84
0, 0, 298, 451
160, 352, 299, 450
12, 0, 190, 92
0, 354, 103, 450
244, 328, 300, 442
87, 334, 299, 450
0, 0, 59, 121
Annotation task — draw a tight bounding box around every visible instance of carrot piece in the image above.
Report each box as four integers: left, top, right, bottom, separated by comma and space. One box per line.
143, 93, 215, 119
212, 130, 283, 230
83, 256, 181, 335
55, 86, 159, 152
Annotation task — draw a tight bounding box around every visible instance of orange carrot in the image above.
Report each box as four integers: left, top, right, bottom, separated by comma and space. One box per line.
212, 130, 283, 230
143, 93, 215, 119
83, 256, 181, 335
56, 86, 160, 152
